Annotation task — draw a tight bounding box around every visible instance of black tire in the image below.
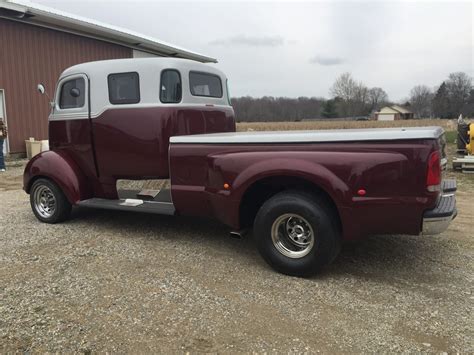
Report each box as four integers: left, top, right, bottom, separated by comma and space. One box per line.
30, 178, 72, 224
254, 190, 341, 277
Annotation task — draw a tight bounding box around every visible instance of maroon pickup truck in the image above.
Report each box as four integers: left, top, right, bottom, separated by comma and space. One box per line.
24, 58, 457, 276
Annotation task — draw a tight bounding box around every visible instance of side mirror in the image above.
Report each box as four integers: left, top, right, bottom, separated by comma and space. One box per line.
37, 83, 54, 109
70, 88, 81, 98
37, 83, 45, 95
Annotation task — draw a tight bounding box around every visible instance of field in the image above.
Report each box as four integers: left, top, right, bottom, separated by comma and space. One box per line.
237, 118, 456, 132
0, 119, 473, 353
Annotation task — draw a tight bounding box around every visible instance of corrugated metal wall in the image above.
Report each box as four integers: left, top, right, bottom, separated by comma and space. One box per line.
0, 18, 132, 153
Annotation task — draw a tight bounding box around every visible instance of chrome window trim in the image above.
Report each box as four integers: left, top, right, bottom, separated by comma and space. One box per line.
51, 73, 89, 121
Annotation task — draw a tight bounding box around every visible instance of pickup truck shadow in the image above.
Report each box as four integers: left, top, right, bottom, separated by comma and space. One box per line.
71, 206, 257, 253
71, 207, 456, 281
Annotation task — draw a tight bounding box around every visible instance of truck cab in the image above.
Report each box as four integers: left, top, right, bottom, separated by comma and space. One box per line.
47, 58, 234, 198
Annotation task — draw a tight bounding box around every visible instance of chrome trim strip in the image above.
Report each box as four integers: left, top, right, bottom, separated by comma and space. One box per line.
49, 103, 232, 121
170, 127, 445, 144
89, 103, 231, 119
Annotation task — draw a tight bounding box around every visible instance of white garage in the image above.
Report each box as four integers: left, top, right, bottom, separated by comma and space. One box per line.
375, 105, 414, 121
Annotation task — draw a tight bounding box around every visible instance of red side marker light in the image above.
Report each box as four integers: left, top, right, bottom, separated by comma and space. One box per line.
357, 189, 366, 196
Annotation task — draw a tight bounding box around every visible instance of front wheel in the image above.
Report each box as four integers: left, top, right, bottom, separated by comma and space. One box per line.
254, 191, 341, 276
30, 178, 72, 224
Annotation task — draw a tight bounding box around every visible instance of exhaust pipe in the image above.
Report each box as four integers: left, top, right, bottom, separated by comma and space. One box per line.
229, 229, 248, 239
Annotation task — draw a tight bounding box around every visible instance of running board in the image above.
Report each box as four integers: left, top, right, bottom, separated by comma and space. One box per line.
78, 198, 175, 216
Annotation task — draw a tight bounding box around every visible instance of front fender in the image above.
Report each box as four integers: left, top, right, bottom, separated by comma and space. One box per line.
23, 150, 92, 204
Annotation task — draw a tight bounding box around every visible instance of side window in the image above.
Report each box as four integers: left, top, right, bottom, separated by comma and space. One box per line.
108, 72, 140, 105
59, 78, 85, 109
189, 71, 223, 98
160, 70, 182, 103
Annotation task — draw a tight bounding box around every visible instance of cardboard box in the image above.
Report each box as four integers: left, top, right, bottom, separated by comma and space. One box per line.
40, 140, 49, 152
25, 138, 42, 160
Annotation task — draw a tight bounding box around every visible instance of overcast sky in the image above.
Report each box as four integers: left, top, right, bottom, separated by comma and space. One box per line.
35, 0, 473, 101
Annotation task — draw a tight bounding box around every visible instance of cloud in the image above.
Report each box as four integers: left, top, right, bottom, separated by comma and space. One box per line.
310, 55, 345, 66
209, 35, 284, 47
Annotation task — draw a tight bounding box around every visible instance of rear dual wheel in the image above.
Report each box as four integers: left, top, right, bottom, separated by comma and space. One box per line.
254, 191, 341, 277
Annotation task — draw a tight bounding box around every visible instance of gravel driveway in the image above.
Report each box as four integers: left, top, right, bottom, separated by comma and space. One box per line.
1, 162, 473, 353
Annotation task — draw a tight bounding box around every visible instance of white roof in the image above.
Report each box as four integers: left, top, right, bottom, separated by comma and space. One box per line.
170, 127, 445, 144
0, 0, 217, 63
61, 57, 226, 79
56, 58, 231, 116
378, 105, 412, 115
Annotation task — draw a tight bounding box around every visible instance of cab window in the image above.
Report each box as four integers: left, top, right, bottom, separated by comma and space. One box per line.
108, 72, 140, 104
59, 78, 85, 109
160, 70, 181, 103
189, 71, 222, 98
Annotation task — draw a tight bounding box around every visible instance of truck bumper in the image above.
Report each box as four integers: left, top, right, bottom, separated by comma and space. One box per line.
422, 179, 457, 236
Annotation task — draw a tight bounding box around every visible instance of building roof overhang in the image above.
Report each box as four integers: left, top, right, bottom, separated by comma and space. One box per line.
0, 0, 217, 63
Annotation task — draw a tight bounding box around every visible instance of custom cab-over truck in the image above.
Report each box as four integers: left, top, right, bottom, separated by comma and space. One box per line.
24, 58, 457, 276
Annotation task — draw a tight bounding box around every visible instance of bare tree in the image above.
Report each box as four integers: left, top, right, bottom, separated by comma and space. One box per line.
353, 84, 370, 116
409, 85, 434, 118
330, 72, 370, 117
445, 72, 472, 115
330, 72, 358, 101
368, 87, 389, 111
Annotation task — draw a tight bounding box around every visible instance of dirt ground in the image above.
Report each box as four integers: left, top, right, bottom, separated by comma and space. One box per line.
1, 130, 473, 352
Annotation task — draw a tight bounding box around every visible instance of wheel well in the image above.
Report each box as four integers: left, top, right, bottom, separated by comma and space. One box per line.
27, 175, 67, 198
26, 175, 47, 193
239, 176, 341, 230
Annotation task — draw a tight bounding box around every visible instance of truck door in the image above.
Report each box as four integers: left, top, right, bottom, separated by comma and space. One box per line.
49, 73, 98, 179
91, 71, 163, 180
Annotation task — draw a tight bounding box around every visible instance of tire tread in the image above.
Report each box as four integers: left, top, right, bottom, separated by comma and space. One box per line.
254, 189, 341, 276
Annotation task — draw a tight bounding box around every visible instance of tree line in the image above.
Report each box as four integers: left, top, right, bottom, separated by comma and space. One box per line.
231, 71, 474, 122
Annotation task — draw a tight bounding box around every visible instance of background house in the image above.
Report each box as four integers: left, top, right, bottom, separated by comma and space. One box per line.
0, 0, 216, 155
374, 105, 414, 121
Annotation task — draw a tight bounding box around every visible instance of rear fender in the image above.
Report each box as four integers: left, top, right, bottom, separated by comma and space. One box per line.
23, 150, 92, 204
230, 157, 350, 205
204, 154, 350, 231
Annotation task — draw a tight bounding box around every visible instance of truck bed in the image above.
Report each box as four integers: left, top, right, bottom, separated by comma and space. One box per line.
168, 125, 445, 239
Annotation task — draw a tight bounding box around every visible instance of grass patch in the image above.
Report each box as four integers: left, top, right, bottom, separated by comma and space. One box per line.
445, 130, 457, 144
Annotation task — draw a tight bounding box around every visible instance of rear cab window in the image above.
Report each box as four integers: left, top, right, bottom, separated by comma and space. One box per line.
108, 72, 140, 104
189, 71, 222, 98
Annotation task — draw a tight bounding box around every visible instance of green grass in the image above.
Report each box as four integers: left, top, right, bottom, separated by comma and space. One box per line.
445, 130, 457, 144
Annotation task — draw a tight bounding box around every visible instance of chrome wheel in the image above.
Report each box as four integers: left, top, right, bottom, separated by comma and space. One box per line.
271, 213, 315, 259
33, 185, 57, 219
